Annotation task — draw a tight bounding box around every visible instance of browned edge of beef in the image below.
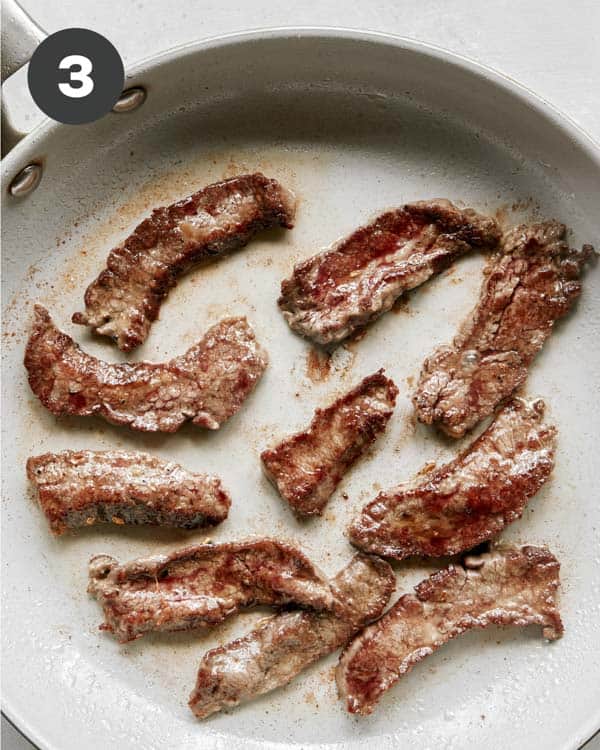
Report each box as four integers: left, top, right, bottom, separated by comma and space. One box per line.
348, 397, 556, 558
73, 173, 296, 351
336, 544, 563, 715
261, 370, 399, 516
413, 220, 595, 437
27, 449, 231, 534
87, 539, 337, 642
24, 305, 268, 432
189, 553, 395, 718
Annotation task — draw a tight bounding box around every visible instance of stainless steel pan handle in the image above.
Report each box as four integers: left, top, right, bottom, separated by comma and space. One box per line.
1, 0, 46, 82
1, 0, 47, 155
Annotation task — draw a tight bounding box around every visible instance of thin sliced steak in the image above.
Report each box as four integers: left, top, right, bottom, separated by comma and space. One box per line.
414, 221, 595, 437
88, 539, 337, 642
27, 450, 231, 534
189, 553, 395, 718
73, 173, 295, 351
261, 370, 398, 516
279, 199, 500, 345
349, 398, 555, 559
24, 305, 267, 432
337, 545, 563, 715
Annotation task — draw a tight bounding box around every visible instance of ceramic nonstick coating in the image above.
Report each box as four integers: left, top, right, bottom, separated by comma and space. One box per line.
2, 30, 599, 750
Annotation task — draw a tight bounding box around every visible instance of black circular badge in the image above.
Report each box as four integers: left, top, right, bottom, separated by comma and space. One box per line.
28, 28, 124, 125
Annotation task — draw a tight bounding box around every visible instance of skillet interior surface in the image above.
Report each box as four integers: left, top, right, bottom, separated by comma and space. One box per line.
2, 30, 599, 750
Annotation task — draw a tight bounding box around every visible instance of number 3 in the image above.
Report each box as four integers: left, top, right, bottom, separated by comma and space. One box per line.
58, 55, 94, 98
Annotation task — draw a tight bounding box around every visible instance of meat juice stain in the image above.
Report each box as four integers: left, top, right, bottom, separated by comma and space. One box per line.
305, 348, 331, 383
511, 196, 537, 213
494, 205, 510, 229
339, 326, 370, 358
392, 295, 412, 315
416, 461, 438, 477
494, 197, 538, 230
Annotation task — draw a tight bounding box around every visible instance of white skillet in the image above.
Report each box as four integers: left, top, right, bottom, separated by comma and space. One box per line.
2, 9, 599, 750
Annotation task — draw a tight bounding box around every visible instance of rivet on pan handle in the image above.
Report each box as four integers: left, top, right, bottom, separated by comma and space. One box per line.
8, 163, 43, 197
113, 87, 147, 113
2, 0, 45, 199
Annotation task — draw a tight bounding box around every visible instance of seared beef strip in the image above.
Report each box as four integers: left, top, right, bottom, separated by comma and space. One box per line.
337, 545, 563, 715
88, 540, 336, 642
279, 200, 500, 346
27, 450, 230, 534
189, 553, 395, 718
261, 371, 398, 516
414, 221, 595, 437
349, 398, 555, 558
24, 306, 267, 432
73, 174, 295, 351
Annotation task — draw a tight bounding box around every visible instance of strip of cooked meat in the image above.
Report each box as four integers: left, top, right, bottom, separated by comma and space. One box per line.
24, 306, 267, 432
88, 540, 337, 642
188, 553, 395, 718
261, 371, 398, 516
278, 199, 500, 346
348, 398, 555, 559
72, 174, 295, 351
27, 450, 231, 534
337, 545, 563, 715
414, 221, 595, 437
